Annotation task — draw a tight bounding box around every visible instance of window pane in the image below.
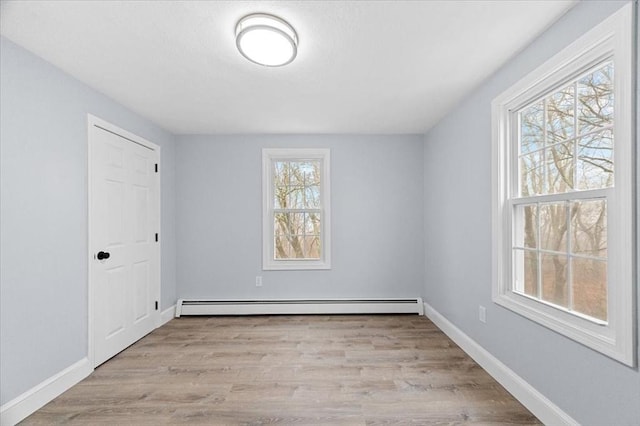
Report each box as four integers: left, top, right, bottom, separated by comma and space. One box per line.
578, 63, 613, 135
288, 161, 303, 183
274, 234, 292, 259
274, 215, 293, 259
304, 213, 320, 235
520, 102, 544, 154
290, 212, 305, 235
276, 186, 319, 209
300, 161, 320, 184
274, 161, 288, 183
274, 186, 286, 208
514, 204, 537, 248
274, 213, 321, 260
280, 160, 320, 209
514, 249, 538, 298
273, 162, 289, 208
276, 235, 320, 259
570, 200, 607, 258
540, 203, 567, 252
577, 129, 613, 190
289, 161, 320, 185
291, 236, 306, 258
572, 257, 607, 321
541, 253, 569, 308
520, 151, 544, 196
303, 235, 321, 259
304, 185, 320, 208
275, 235, 306, 259
275, 213, 304, 237
546, 86, 575, 144
546, 141, 574, 193
287, 186, 305, 209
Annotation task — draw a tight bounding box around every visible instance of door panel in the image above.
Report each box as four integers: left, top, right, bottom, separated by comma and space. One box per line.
90, 120, 160, 367
106, 181, 125, 245
133, 260, 150, 323
106, 267, 126, 338
134, 186, 149, 242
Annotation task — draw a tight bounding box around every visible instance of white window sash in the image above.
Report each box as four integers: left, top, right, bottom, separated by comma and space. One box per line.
262, 148, 331, 271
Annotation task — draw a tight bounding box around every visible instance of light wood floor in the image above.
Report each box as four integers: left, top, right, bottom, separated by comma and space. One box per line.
22, 315, 540, 425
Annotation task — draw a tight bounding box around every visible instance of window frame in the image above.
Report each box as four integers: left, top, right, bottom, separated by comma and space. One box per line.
491, 4, 635, 366
262, 148, 331, 270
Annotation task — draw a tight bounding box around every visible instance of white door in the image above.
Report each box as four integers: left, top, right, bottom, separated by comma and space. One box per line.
89, 116, 160, 367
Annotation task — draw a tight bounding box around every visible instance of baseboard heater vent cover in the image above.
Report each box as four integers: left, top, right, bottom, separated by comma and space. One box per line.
175, 298, 424, 317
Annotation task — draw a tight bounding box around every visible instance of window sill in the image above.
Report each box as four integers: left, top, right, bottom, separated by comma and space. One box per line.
262, 263, 331, 271
493, 291, 632, 366
263, 260, 331, 271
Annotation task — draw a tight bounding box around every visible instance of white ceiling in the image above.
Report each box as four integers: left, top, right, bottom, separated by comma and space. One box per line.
0, 1, 576, 135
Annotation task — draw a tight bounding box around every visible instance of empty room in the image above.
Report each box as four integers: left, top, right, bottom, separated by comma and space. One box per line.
0, 0, 638, 425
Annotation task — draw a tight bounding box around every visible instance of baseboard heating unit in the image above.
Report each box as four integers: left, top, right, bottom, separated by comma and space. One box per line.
175, 298, 424, 317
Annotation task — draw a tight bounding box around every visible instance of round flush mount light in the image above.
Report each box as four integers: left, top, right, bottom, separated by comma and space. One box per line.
235, 13, 298, 67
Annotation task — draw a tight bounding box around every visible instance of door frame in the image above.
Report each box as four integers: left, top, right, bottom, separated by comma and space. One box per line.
87, 114, 162, 367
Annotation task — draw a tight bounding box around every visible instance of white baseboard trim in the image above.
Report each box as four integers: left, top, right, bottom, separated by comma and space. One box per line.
1, 306, 175, 425
160, 304, 175, 326
423, 302, 578, 426
0, 357, 92, 426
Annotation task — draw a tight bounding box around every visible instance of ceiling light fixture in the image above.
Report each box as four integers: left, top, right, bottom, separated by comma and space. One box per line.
235, 13, 298, 67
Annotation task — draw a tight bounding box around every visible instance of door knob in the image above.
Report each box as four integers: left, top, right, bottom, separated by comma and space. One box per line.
97, 251, 110, 260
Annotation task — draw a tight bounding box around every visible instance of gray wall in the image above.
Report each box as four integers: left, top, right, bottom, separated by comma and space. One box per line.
176, 135, 424, 300
422, 1, 639, 425
0, 37, 177, 405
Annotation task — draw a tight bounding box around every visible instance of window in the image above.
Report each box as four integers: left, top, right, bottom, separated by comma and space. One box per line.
492, 4, 634, 365
262, 149, 331, 270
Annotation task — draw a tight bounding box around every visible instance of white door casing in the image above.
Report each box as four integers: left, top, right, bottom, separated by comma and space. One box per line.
88, 115, 160, 367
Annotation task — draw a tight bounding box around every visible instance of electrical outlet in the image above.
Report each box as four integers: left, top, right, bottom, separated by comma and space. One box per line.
255, 276, 263, 287
479, 305, 486, 323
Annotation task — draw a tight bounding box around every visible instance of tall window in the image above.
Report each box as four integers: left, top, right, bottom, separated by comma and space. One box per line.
515, 61, 613, 322
492, 5, 634, 365
262, 149, 331, 270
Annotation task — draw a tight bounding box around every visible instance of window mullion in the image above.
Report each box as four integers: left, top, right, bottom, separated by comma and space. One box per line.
566, 201, 573, 311
573, 80, 579, 190
274, 208, 321, 213
543, 98, 548, 194
513, 187, 611, 205
536, 203, 542, 299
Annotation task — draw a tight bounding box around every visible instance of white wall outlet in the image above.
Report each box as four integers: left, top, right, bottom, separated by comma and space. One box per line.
255, 276, 263, 287
479, 305, 486, 323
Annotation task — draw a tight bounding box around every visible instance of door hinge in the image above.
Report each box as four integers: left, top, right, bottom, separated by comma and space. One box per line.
155, 233, 158, 242
155, 301, 158, 311
155, 163, 158, 173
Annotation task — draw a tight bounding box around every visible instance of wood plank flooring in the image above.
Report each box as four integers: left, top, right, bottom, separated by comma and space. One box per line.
22, 315, 541, 425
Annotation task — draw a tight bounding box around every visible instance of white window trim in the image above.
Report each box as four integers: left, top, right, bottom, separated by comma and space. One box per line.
262, 148, 331, 270
491, 4, 635, 366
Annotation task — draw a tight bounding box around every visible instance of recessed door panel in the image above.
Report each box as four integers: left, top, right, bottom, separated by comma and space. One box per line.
106, 143, 123, 167
106, 180, 125, 246
132, 261, 149, 323
106, 266, 126, 338
134, 186, 148, 243
134, 154, 148, 176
